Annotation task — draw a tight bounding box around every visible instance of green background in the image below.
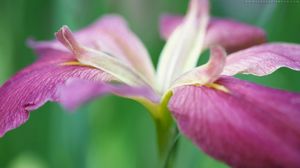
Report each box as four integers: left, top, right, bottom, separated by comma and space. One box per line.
0, 0, 299, 167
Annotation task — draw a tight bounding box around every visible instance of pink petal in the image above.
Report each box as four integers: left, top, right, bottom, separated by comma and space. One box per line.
88, 15, 155, 80
159, 15, 183, 40
205, 18, 266, 53
58, 79, 112, 111
29, 15, 155, 81
222, 43, 300, 76
169, 77, 300, 167
0, 52, 113, 137
159, 16, 266, 53
59, 78, 160, 111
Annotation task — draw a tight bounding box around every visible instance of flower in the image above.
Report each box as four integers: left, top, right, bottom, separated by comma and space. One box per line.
1, 0, 300, 167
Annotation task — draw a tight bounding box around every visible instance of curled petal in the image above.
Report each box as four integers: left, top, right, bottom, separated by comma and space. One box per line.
157, 0, 210, 92
159, 16, 266, 53
56, 26, 152, 87
29, 15, 155, 82
170, 46, 226, 88
169, 77, 300, 168
59, 79, 160, 111
0, 52, 112, 137
222, 43, 300, 76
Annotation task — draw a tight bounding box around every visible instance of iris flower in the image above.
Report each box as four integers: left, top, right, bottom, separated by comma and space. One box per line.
1, 0, 300, 167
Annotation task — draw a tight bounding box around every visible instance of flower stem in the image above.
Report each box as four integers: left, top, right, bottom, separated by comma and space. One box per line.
164, 132, 180, 168
155, 122, 179, 168
154, 91, 180, 168
136, 91, 179, 167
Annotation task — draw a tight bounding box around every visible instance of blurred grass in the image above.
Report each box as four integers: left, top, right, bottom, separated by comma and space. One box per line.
0, 0, 299, 168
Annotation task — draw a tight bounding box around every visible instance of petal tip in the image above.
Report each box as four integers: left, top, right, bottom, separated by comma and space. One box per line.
55, 25, 72, 44
26, 38, 37, 49
189, 0, 210, 17
55, 26, 81, 55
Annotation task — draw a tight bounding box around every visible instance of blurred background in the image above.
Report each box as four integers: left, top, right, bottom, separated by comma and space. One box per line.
0, 0, 300, 167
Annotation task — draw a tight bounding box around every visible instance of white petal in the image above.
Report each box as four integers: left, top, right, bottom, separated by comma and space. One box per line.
156, 0, 209, 92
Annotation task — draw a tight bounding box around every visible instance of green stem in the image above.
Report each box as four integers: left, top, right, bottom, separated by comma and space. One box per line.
136, 91, 179, 168
156, 123, 179, 168
153, 92, 180, 168
165, 132, 180, 168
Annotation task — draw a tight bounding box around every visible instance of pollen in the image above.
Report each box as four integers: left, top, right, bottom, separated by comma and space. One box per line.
205, 83, 230, 93
60, 61, 95, 68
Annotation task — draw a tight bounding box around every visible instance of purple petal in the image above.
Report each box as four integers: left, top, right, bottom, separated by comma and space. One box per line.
30, 15, 155, 81
59, 78, 160, 111
169, 77, 300, 167
222, 43, 300, 76
0, 52, 113, 137
159, 16, 266, 53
